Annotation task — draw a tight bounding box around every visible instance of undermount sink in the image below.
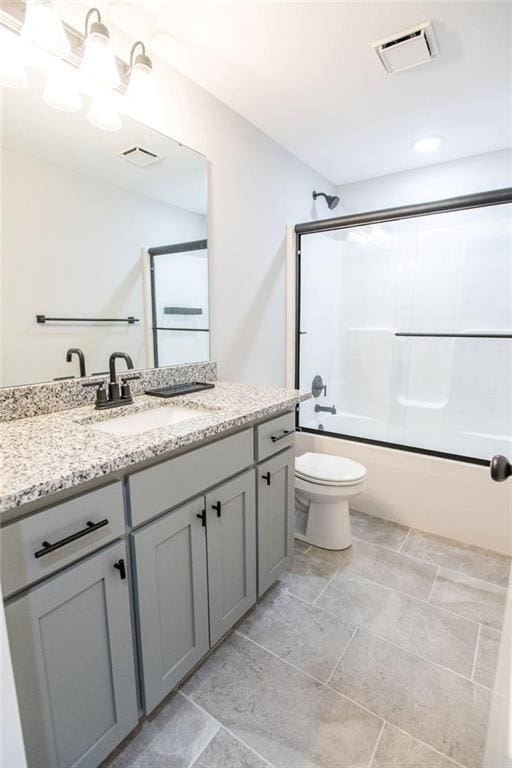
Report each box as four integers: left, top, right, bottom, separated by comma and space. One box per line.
88, 404, 214, 437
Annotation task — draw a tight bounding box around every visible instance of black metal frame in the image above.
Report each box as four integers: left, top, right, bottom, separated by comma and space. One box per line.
294, 187, 512, 466
148, 239, 208, 367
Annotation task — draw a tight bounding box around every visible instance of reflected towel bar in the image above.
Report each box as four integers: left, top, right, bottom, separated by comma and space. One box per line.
36, 315, 139, 324
395, 332, 512, 338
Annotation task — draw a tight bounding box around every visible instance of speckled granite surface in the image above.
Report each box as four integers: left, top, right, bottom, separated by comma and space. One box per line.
0, 361, 217, 422
0, 381, 309, 514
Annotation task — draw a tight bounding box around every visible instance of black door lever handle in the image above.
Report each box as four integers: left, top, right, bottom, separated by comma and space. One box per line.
490, 455, 511, 482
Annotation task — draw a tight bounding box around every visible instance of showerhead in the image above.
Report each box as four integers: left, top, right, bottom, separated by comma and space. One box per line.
313, 191, 340, 210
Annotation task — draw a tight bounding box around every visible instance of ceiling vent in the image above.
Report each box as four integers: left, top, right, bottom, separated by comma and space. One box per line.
371, 21, 439, 74
119, 146, 162, 167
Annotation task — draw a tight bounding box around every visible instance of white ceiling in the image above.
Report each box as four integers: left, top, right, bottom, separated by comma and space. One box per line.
87, 0, 512, 186
1, 69, 207, 213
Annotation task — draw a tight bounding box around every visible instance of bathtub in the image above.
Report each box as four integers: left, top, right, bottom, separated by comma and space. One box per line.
295, 426, 512, 556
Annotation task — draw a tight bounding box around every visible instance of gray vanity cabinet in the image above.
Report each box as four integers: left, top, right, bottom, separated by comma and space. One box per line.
206, 470, 257, 644
132, 497, 210, 713
5, 541, 138, 768
257, 448, 294, 596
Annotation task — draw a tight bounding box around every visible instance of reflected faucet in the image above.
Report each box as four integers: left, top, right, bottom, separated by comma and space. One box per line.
66, 348, 86, 378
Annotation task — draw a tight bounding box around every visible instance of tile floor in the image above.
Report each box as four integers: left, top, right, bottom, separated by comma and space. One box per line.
105, 510, 510, 768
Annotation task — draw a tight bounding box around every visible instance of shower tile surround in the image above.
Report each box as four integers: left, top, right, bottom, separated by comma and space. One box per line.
106, 510, 510, 768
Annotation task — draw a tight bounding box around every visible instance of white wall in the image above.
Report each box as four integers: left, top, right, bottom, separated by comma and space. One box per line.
336, 148, 512, 213
1, 148, 206, 385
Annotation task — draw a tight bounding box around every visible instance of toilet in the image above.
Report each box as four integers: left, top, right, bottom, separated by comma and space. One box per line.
295, 452, 367, 550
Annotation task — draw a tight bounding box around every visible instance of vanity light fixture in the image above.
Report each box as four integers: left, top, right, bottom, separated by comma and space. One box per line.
126, 40, 153, 104
79, 7, 120, 90
413, 135, 442, 153
0, 26, 28, 89
87, 87, 122, 131
21, 0, 70, 59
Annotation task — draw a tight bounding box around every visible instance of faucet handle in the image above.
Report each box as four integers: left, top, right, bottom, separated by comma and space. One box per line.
120, 374, 141, 382
120, 374, 140, 401
82, 380, 108, 407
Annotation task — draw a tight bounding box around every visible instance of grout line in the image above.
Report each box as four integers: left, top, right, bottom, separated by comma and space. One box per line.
381, 722, 468, 768
181, 691, 277, 768
426, 566, 440, 603
312, 567, 340, 605
325, 627, 359, 686
470, 624, 482, 683
366, 719, 386, 768
398, 528, 412, 553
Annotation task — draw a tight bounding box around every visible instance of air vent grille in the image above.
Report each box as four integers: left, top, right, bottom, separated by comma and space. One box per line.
119, 146, 162, 167
371, 20, 439, 74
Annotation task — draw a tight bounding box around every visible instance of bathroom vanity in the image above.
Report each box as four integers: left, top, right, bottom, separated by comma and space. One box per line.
0, 377, 306, 768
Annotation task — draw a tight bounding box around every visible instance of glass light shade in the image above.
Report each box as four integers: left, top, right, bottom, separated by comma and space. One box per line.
43, 60, 82, 111
80, 30, 120, 89
22, 0, 71, 59
126, 60, 152, 103
87, 90, 122, 131
0, 28, 28, 89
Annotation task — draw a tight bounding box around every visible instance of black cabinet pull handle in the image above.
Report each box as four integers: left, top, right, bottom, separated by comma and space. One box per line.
34, 519, 109, 559
270, 429, 292, 443
262, 472, 272, 486
196, 510, 206, 527
114, 559, 126, 580
212, 501, 222, 517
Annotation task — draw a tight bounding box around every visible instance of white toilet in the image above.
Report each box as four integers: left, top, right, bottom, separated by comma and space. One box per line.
295, 452, 367, 550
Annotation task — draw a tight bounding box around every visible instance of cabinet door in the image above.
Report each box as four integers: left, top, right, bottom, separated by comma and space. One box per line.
5, 542, 138, 768
206, 471, 257, 645
132, 497, 209, 713
257, 448, 294, 596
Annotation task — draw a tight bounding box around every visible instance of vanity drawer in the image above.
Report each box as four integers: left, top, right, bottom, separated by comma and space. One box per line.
128, 429, 254, 527
256, 411, 295, 462
1, 482, 125, 598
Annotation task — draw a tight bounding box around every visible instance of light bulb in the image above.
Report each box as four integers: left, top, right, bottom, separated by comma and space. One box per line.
43, 59, 82, 111
0, 28, 28, 89
80, 21, 120, 89
87, 90, 121, 131
126, 59, 152, 104
22, 0, 71, 59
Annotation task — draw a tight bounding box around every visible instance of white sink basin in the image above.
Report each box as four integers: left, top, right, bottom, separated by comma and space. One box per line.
89, 405, 213, 437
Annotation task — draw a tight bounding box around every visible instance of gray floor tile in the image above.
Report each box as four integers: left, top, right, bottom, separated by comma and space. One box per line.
430, 568, 507, 630
370, 724, 458, 768
278, 549, 338, 602
350, 510, 409, 551
107, 693, 220, 767
317, 570, 478, 676
182, 632, 383, 768
330, 630, 491, 768
401, 530, 511, 587
294, 538, 311, 553
309, 539, 437, 600
238, 586, 355, 682
193, 728, 269, 768
473, 626, 501, 689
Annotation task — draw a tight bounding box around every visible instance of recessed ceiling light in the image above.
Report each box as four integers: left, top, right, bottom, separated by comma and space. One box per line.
413, 136, 442, 153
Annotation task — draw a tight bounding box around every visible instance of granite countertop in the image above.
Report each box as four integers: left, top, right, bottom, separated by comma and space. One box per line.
0, 381, 309, 514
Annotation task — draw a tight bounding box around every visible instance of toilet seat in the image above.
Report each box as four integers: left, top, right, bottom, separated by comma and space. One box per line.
295, 452, 366, 486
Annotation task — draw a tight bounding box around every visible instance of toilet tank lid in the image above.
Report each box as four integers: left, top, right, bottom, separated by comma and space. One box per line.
295, 452, 367, 483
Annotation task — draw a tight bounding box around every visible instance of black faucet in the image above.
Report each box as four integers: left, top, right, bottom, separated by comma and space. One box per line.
66, 348, 86, 377
315, 404, 337, 415
83, 352, 140, 410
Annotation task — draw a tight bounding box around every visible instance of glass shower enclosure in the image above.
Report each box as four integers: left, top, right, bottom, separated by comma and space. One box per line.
295, 188, 512, 464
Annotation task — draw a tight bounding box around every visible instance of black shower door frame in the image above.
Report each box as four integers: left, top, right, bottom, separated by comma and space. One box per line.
294, 187, 512, 466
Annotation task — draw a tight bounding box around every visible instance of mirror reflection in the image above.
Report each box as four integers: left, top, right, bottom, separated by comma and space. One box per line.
1, 70, 208, 387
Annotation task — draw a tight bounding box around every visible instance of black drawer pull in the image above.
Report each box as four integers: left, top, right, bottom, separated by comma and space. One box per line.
114, 559, 126, 580
212, 501, 222, 517
196, 510, 206, 527
270, 429, 292, 443
34, 519, 109, 559
262, 472, 272, 486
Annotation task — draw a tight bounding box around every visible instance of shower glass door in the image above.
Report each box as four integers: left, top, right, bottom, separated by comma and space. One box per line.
296, 198, 512, 463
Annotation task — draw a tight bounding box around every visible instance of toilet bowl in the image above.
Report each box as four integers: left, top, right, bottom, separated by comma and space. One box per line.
295, 452, 367, 550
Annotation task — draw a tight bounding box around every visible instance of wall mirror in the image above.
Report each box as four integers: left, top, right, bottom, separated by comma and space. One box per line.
0, 69, 208, 387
